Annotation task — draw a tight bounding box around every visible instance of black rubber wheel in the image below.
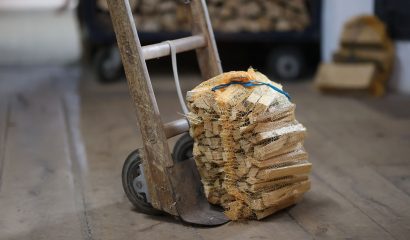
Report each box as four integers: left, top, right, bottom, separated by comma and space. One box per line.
94, 46, 123, 83
172, 133, 194, 162
266, 46, 305, 81
122, 149, 162, 215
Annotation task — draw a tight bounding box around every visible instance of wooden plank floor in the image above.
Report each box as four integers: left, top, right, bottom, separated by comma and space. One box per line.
1, 66, 410, 240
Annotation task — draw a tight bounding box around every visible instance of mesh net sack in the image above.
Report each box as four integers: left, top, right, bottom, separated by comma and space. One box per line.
186, 68, 311, 220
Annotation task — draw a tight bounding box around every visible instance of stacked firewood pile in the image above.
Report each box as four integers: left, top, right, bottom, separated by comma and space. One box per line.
97, 0, 310, 32
315, 15, 394, 96
333, 15, 394, 96
208, 0, 310, 32
186, 68, 311, 220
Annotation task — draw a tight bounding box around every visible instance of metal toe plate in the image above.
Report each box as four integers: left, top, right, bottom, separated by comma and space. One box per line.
168, 158, 229, 226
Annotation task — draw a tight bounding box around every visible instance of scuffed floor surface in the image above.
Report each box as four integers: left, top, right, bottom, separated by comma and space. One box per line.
1, 66, 410, 240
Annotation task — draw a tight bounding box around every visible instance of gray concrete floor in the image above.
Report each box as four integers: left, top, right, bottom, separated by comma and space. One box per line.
1, 65, 410, 239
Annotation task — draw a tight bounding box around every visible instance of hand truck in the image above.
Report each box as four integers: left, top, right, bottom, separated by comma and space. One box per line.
106, 0, 229, 225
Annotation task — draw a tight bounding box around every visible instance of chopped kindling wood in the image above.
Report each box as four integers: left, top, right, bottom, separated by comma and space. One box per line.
95, 0, 311, 54
97, 0, 310, 33
186, 68, 311, 220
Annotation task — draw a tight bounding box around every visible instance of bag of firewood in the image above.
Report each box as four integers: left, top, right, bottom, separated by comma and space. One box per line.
186, 68, 311, 220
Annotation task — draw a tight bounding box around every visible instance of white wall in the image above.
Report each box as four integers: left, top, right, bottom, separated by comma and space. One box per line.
391, 42, 410, 93
0, 11, 80, 65
0, 0, 77, 11
0, 0, 80, 65
322, 0, 374, 62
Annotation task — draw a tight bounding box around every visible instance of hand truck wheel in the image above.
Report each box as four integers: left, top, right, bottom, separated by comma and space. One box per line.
172, 133, 194, 162
122, 149, 162, 215
94, 46, 123, 83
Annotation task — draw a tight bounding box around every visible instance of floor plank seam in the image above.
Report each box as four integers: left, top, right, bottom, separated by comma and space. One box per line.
286, 211, 314, 239
61, 95, 94, 240
373, 166, 410, 198
312, 171, 399, 240
0, 100, 11, 192
312, 120, 410, 215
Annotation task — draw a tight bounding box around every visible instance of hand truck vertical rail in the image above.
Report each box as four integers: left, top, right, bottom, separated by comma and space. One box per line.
106, 0, 229, 225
